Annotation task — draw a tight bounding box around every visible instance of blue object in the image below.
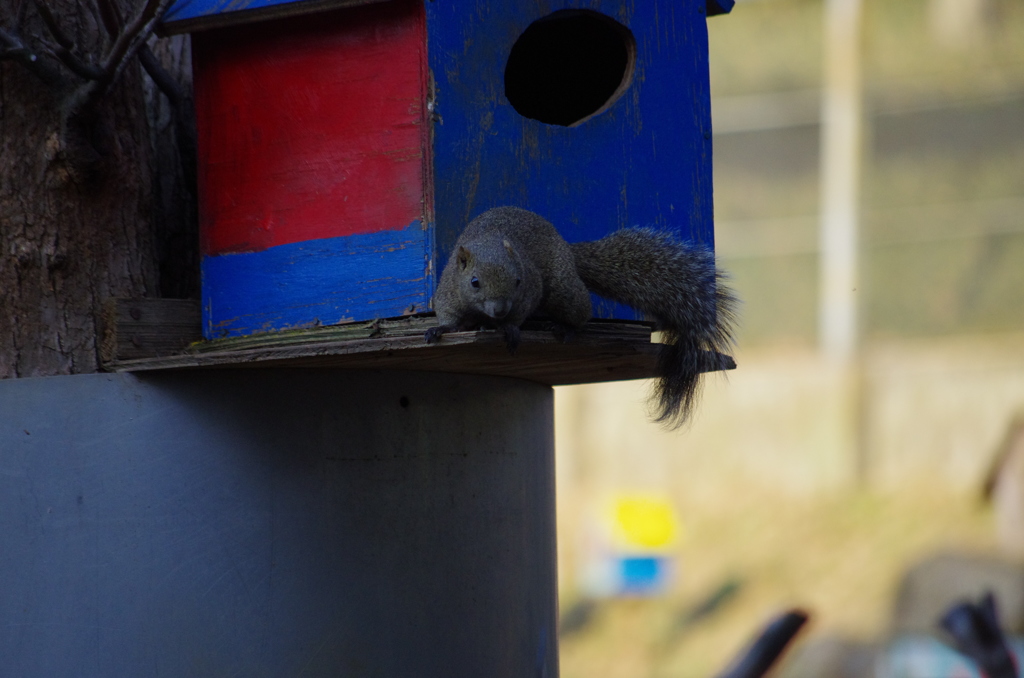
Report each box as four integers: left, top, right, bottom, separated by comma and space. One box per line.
163, 0, 298, 24
201, 220, 427, 336
581, 554, 673, 598
620, 556, 671, 595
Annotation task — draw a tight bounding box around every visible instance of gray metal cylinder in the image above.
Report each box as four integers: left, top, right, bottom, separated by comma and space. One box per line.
0, 370, 558, 677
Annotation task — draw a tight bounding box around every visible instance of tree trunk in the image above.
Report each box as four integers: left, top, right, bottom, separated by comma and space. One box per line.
145, 34, 199, 301
0, 0, 195, 378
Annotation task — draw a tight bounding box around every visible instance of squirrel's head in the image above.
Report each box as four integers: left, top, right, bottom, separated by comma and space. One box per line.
455, 240, 523, 321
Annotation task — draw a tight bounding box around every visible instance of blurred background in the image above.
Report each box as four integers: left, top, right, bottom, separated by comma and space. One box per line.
553, 0, 1024, 675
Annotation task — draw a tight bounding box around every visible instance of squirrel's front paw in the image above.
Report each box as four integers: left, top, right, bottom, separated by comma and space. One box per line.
424, 325, 450, 344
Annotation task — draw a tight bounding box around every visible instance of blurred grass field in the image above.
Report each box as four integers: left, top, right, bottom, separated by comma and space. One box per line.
558, 485, 999, 678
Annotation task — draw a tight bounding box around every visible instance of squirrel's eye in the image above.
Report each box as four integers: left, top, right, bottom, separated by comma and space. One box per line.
470, 276, 480, 289
516, 278, 522, 287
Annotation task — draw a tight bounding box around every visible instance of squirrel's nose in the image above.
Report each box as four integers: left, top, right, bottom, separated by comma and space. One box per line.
484, 299, 511, 319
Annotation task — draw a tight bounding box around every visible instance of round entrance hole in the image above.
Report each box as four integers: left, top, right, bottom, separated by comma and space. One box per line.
504, 10, 636, 127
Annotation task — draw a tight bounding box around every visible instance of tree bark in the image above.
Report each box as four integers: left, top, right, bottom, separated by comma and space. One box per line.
0, 0, 195, 378
144, 34, 198, 301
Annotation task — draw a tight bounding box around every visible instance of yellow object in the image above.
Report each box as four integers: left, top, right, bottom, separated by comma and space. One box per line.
608, 494, 681, 552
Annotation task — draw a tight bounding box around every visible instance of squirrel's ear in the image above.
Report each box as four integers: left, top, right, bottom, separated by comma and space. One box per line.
503, 239, 513, 255
456, 246, 470, 269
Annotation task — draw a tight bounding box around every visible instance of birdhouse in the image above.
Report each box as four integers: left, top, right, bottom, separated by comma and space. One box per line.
163, 0, 734, 339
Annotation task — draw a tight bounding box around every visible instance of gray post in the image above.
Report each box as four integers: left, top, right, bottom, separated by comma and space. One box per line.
0, 370, 558, 677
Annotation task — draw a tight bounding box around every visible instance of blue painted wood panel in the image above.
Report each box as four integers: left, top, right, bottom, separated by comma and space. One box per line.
163, 0, 383, 28
202, 220, 430, 337
426, 0, 715, 320
165, 0, 291, 24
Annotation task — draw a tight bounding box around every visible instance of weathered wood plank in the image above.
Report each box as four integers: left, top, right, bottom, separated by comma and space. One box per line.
107, 338, 663, 386
100, 298, 203, 363
101, 299, 733, 386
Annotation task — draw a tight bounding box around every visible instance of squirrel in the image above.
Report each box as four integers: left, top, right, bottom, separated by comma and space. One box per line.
424, 206, 737, 428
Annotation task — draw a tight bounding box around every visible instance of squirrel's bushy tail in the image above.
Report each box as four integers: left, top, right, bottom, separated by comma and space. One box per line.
571, 229, 738, 429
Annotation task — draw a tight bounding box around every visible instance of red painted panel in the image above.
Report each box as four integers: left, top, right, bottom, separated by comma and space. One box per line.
193, 0, 429, 256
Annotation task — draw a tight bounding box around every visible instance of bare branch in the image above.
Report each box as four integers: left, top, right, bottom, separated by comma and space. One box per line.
95, 0, 125, 40
99, 0, 173, 83
32, 0, 73, 50
31, 1, 107, 81
35, 36, 106, 80
1, 24, 37, 61
16, 0, 34, 27
137, 43, 181, 104
0, 24, 63, 85
64, 0, 174, 117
